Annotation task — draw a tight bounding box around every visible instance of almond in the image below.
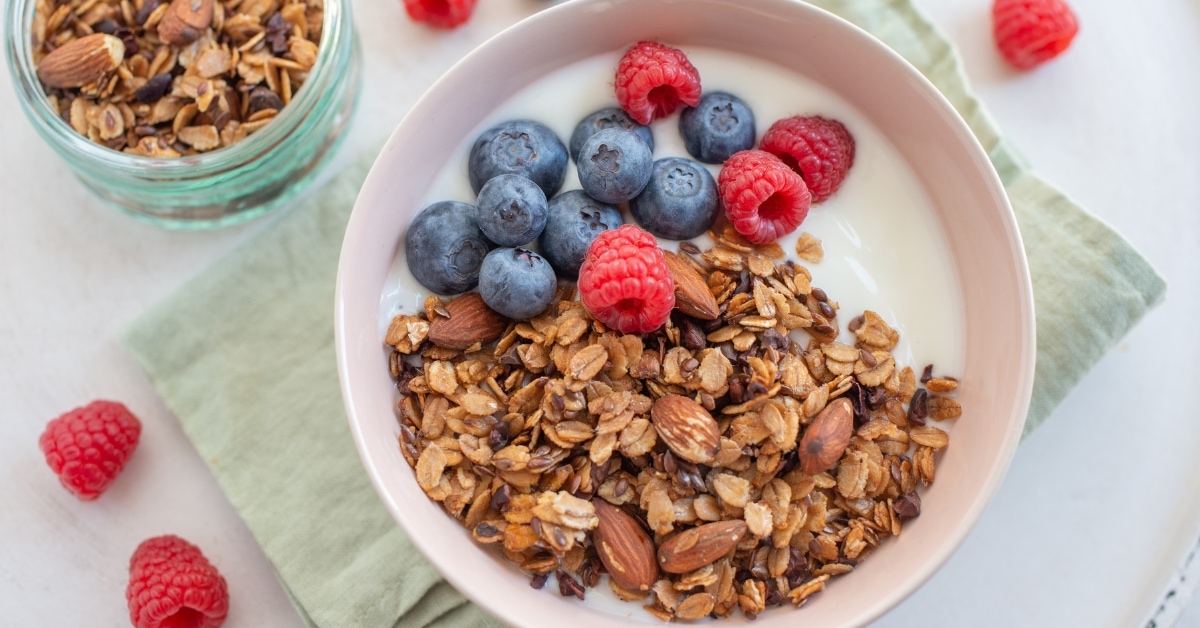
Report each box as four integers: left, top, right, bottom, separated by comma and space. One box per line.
157, 0, 214, 46
36, 34, 124, 89
797, 397, 853, 474
657, 520, 748, 574
663, 250, 719, 320
650, 394, 719, 465
426, 292, 508, 350
592, 499, 658, 591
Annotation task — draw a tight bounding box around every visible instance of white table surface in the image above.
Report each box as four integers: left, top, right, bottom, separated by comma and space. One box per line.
2, 0, 1198, 626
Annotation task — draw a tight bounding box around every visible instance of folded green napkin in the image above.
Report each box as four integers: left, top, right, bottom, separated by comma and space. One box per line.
122, 1, 1166, 626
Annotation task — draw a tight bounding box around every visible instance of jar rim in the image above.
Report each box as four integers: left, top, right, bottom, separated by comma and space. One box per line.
4, 0, 347, 176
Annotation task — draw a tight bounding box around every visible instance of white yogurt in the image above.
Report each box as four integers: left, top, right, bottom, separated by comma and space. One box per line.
380, 46, 965, 619
383, 46, 963, 374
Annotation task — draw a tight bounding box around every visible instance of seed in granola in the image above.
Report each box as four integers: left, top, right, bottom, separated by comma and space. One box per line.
491, 484, 513, 512
920, 364, 934, 383
135, 73, 173, 104
858, 348, 877, 368
530, 573, 549, 589
761, 328, 790, 352
894, 491, 921, 519
95, 18, 120, 34
908, 388, 929, 426
488, 421, 510, 450
811, 323, 837, 338
249, 85, 286, 115
848, 315, 864, 332
662, 451, 678, 475
681, 318, 707, 351
265, 12, 290, 54
811, 287, 828, 303
727, 377, 745, 404
867, 385, 887, 410
135, 0, 162, 24
847, 380, 870, 425
558, 570, 586, 600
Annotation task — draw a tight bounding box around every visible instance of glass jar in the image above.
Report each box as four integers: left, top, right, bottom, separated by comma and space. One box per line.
5, 0, 360, 228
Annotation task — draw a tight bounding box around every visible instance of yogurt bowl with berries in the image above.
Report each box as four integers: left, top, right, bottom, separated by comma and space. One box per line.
335, 0, 1035, 626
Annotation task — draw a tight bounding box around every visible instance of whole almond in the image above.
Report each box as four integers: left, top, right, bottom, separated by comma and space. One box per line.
797, 397, 853, 474
657, 520, 748, 574
157, 0, 214, 46
650, 394, 719, 465
592, 499, 658, 591
36, 34, 124, 89
426, 292, 508, 350
662, 250, 719, 320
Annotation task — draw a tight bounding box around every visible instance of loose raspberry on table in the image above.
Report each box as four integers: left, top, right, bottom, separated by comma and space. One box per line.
718, 150, 811, 245
578, 224, 675, 334
127, 535, 229, 628
758, 115, 854, 204
38, 399, 141, 501
614, 41, 702, 125
992, 0, 1078, 70
401, 0, 476, 29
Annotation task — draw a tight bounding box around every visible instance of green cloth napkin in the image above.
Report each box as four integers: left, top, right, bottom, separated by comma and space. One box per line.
122, 1, 1167, 626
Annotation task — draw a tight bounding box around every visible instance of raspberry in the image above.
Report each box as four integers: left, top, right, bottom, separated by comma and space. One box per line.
758, 116, 855, 204
992, 0, 1078, 70
38, 400, 141, 500
127, 535, 230, 628
578, 224, 675, 334
614, 41, 702, 126
718, 150, 811, 245
401, 0, 476, 29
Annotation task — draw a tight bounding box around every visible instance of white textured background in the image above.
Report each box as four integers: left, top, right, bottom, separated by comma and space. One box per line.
1, 0, 1198, 625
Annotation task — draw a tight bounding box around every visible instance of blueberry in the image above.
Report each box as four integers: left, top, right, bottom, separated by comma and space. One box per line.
468, 119, 568, 198
479, 247, 558, 320
631, 157, 719, 240
475, 174, 548, 247
568, 107, 654, 163
405, 201, 491, 294
539, 190, 623, 278
576, 127, 654, 204
679, 91, 756, 164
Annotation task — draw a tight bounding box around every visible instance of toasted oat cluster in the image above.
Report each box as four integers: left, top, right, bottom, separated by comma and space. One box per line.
385, 226, 962, 621
31, 0, 323, 155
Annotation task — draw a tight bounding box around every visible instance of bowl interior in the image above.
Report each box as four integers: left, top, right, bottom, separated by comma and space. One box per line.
335, 0, 1034, 626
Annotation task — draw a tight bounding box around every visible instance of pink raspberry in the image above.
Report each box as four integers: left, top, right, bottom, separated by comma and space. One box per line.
578, 225, 675, 334
718, 150, 811, 245
614, 41, 702, 125
39, 400, 141, 500
993, 0, 1079, 70
127, 535, 230, 628
759, 115, 855, 203
401, 0, 476, 29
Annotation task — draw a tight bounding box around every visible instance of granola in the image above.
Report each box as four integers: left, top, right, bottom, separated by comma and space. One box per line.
30, 0, 323, 155
386, 227, 961, 621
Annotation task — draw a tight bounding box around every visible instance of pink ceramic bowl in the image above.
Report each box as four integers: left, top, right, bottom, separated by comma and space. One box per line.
335, 0, 1035, 625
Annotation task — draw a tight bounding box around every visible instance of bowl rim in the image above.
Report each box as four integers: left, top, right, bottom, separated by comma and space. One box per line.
334, 0, 1036, 625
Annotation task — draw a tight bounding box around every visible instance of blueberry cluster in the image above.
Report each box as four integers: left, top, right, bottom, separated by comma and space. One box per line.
404, 92, 756, 320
